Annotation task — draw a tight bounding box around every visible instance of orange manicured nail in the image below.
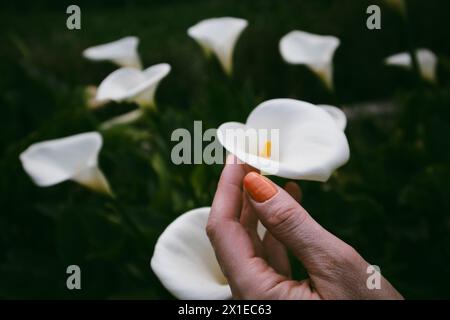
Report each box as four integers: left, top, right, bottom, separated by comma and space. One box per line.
243, 172, 277, 202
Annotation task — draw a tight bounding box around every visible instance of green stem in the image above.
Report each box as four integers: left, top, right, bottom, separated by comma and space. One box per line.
111, 197, 147, 244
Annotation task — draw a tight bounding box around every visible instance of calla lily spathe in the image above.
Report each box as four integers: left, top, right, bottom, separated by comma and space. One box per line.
96, 63, 171, 108
151, 207, 232, 300
318, 104, 347, 131
100, 109, 145, 130
217, 99, 350, 182
188, 17, 248, 74
279, 30, 340, 89
83, 36, 142, 69
19, 132, 111, 195
385, 49, 438, 82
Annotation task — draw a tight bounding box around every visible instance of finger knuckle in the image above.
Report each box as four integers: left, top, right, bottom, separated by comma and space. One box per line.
205, 218, 219, 240
338, 244, 361, 266
319, 244, 361, 277
266, 203, 306, 234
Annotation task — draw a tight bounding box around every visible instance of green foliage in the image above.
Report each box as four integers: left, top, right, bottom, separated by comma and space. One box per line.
0, 0, 449, 299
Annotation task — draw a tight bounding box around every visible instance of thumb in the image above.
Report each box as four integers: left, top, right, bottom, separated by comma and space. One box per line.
243, 172, 355, 276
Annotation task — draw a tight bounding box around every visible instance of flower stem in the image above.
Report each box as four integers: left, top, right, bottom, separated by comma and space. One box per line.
110, 197, 147, 245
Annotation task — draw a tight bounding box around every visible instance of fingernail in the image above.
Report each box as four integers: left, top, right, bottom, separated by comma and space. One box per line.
243, 172, 277, 202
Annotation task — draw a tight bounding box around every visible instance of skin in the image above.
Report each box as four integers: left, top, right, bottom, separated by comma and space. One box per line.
206, 155, 403, 300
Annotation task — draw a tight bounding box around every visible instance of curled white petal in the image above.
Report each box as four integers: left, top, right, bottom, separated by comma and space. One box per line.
217, 99, 350, 182
385, 49, 438, 82
100, 109, 144, 130
19, 132, 111, 194
151, 207, 231, 300
317, 105, 347, 131
72, 166, 111, 195
83, 36, 142, 69
188, 17, 248, 74
96, 63, 171, 107
279, 30, 340, 89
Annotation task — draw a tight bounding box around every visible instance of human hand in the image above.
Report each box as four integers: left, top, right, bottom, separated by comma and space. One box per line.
207, 155, 403, 300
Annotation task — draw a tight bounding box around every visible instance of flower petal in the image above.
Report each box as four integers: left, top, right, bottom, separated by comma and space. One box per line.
20, 132, 104, 187
151, 207, 231, 300
72, 166, 112, 195
96, 63, 171, 107
385, 49, 438, 82
83, 36, 142, 69
136, 63, 171, 106
218, 99, 350, 181
188, 17, 248, 74
96, 68, 147, 102
257, 221, 266, 240
100, 109, 145, 130
317, 105, 347, 131
217, 121, 283, 176
279, 30, 340, 88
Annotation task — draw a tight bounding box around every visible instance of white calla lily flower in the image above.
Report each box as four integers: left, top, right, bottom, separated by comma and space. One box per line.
279, 30, 340, 89
83, 36, 142, 69
385, 49, 438, 82
317, 105, 347, 131
96, 63, 171, 108
188, 17, 248, 75
151, 207, 232, 300
19, 132, 112, 195
217, 99, 350, 182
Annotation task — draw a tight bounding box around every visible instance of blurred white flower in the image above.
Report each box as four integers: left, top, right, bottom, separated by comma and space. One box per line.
151, 207, 232, 300
279, 30, 340, 89
20, 132, 112, 195
385, 49, 437, 82
96, 63, 171, 108
188, 17, 248, 75
99, 109, 145, 130
217, 99, 350, 182
83, 36, 142, 69
85, 85, 108, 109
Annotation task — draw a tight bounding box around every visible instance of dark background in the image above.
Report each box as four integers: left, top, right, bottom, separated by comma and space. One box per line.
0, 0, 449, 299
